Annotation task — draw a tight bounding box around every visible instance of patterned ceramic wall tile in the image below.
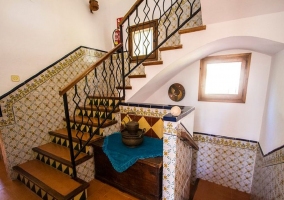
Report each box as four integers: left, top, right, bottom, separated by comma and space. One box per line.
191, 133, 257, 193
163, 133, 178, 200
76, 157, 95, 183
0, 47, 106, 179
174, 133, 192, 200
159, 0, 203, 49
120, 104, 170, 139
251, 145, 284, 200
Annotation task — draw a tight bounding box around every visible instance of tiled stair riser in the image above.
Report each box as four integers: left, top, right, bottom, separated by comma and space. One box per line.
35, 153, 73, 176
16, 174, 87, 200
88, 98, 118, 107
50, 135, 91, 154
69, 115, 120, 136
75, 109, 116, 120
38, 135, 96, 182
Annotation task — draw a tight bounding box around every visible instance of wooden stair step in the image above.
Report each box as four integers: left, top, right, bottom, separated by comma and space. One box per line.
78, 105, 120, 113
128, 74, 146, 78
13, 159, 89, 200
159, 44, 183, 51
64, 116, 117, 128
178, 25, 206, 34
49, 128, 103, 145
116, 86, 132, 90
33, 142, 92, 167
142, 60, 163, 66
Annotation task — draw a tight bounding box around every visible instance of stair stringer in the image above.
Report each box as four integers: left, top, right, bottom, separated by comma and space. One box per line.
126, 12, 284, 102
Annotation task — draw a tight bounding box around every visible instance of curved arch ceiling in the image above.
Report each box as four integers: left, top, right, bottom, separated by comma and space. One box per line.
129, 36, 284, 102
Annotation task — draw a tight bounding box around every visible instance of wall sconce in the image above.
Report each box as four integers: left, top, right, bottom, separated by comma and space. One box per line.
89, 0, 99, 13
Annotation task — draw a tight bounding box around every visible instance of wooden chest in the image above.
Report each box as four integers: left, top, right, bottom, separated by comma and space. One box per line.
93, 139, 163, 200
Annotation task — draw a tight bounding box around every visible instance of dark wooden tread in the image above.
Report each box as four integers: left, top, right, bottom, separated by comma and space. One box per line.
32, 143, 92, 167
178, 25, 206, 34
142, 60, 163, 66
159, 44, 183, 51
13, 159, 89, 200
128, 74, 146, 78
64, 116, 117, 128
87, 95, 125, 100
78, 105, 120, 113
49, 128, 103, 145
116, 86, 132, 90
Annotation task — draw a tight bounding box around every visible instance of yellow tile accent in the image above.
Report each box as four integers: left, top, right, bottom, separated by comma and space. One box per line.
41, 190, 46, 198
138, 117, 151, 133
74, 191, 84, 200
152, 119, 163, 139
35, 185, 40, 193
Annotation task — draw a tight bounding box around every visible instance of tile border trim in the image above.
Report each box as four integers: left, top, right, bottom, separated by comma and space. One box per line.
193, 132, 258, 151
0, 46, 107, 100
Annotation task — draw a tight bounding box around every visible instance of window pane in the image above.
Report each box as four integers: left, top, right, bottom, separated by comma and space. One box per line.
205, 62, 241, 94
132, 28, 153, 56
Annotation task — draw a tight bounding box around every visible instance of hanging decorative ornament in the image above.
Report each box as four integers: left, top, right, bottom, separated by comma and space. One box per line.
168, 83, 185, 102
89, 0, 99, 13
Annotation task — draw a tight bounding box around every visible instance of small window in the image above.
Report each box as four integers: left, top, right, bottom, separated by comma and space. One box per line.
128, 20, 158, 62
198, 53, 251, 103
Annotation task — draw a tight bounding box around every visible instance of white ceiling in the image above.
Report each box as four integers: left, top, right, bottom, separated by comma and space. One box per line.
201, 0, 284, 24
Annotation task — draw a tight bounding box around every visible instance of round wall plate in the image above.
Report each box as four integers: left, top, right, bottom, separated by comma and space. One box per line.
168, 83, 185, 102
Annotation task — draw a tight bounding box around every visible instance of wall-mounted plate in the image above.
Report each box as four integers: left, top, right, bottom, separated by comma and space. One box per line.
168, 83, 185, 102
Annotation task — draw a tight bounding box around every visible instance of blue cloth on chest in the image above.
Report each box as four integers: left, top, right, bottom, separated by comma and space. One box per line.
103, 132, 163, 173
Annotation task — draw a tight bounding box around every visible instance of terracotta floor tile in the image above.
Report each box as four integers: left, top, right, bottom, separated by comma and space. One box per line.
193, 179, 251, 200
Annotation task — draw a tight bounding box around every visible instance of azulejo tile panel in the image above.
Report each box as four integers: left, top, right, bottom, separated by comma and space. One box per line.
163, 133, 178, 200
174, 135, 192, 200
0, 47, 106, 179
191, 133, 257, 193
251, 144, 284, 200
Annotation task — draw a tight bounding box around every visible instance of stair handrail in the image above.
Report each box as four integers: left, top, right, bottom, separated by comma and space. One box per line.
179, 122, 199, 150
118, 0, 144, 27
59, 43, 123, 96
59, 43, 124, 178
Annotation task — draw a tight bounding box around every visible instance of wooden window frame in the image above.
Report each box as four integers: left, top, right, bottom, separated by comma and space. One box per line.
198, 53, 251, 103
128, 19, 158, 63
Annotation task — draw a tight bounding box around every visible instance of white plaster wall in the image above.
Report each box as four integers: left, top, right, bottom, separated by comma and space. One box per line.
0, 0, 111, 96
145, 50, 271, 141
259, 49, 284, 154
201, 0, 284, 25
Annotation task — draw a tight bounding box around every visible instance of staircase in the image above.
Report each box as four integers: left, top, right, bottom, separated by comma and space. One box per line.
11, 0, 204, 199
12, 96, 118, 200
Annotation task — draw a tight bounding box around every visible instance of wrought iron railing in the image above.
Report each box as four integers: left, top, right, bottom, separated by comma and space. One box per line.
118, 0, 202, 77
60, 0, 202, 178
59, 44, 124, 178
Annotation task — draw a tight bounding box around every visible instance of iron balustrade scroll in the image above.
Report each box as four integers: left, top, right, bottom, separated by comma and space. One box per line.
118, 0, 202, 77
59, 44, 124, 178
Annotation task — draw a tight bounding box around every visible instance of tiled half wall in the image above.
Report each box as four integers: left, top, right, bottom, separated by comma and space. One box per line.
191, 132, 258, 193
0, 47, 118, 179
120, 103, 195, 200
251, 145, 284, 199
119, 103, 172, 139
